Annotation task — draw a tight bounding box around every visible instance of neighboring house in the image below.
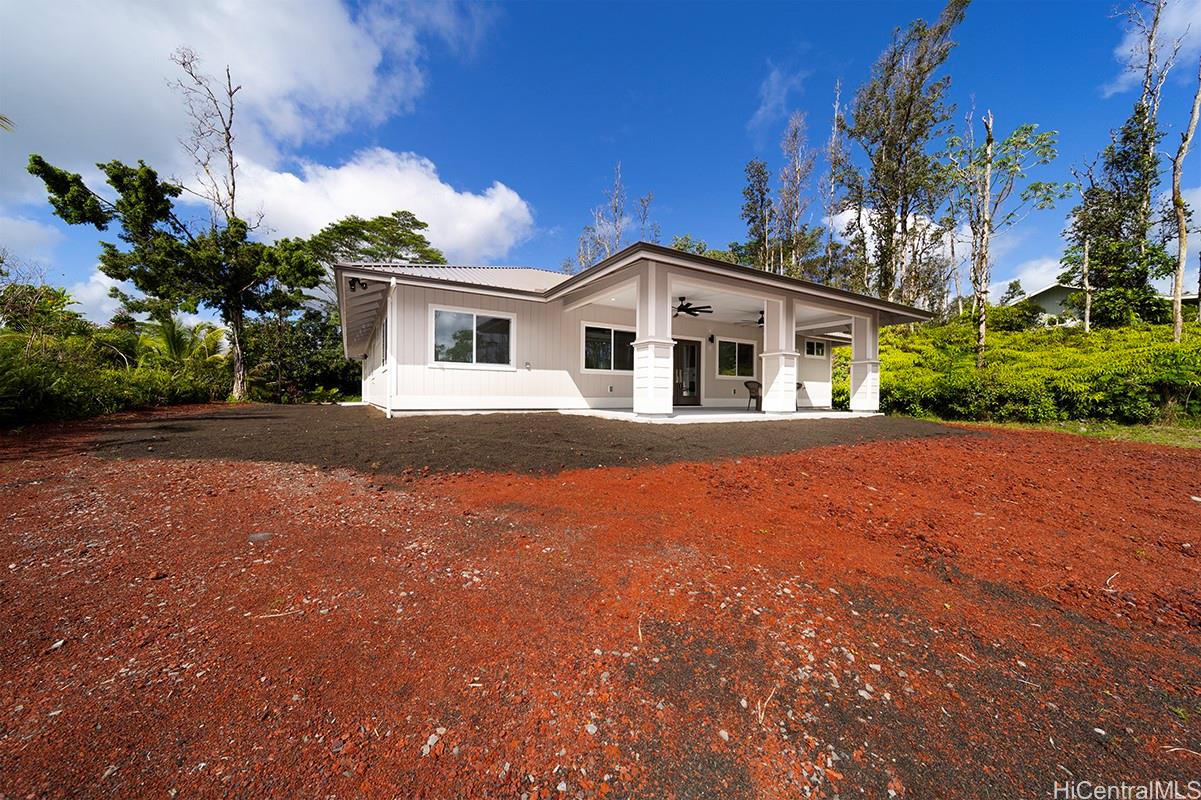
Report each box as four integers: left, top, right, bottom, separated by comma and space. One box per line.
336, 242, 929, 417
1010, 282, 1199, 325
1014, 283, 1077, 318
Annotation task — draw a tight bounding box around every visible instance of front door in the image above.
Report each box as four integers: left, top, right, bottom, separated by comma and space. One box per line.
673, 339, 701, 406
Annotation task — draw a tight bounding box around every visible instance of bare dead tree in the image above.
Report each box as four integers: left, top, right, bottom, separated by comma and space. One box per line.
637, 191, 659, 243
170, 47, 263, 399
1125, 0, 1181, 122
575, 163, 633, 269
819, 81, 843, 282
170, 47, 244, 226
1170, 55, 1201, 342
601, 162, 626, 257
776, 111, 816, 276
1120, 0, 1184, 253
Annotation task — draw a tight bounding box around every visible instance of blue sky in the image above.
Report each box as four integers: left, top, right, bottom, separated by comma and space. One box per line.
2, 0, 1199, 321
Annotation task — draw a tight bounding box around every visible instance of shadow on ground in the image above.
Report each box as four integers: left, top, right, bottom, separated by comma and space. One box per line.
60, 404, 975, 475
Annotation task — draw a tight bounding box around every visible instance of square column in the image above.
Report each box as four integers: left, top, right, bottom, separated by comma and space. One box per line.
849, 312, 880, 412
633, 263, 674, 416
760, 297, 799, 413
385, 278, 397, 419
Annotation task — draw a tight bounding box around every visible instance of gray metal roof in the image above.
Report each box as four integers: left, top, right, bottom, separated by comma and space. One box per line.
343, 262, 570, 293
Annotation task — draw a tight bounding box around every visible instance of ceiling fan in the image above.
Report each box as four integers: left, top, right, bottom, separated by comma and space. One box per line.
673, 296, 713, 317
736, 311, 765, 327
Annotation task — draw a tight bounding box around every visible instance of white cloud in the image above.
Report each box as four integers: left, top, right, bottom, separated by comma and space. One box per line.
989, 257, 1063, 301
0, 0, 487, 199
747, 64, 809, 133
65, 267, 225, 327
240, 148, 534, 263
1103, 0, 1201, 97
66, 268, 126, 323
0, 0, 535, 267
0, 215, 64, 263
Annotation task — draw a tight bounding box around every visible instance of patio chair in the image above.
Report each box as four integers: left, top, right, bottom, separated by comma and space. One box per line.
744, 380, 763, 412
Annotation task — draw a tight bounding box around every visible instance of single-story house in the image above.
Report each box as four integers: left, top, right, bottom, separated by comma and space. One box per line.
1013, 283, 1077, 318
335, 242, 929, 417
1012, 282, 1198, 324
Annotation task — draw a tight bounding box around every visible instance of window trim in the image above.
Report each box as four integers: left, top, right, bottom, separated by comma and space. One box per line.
379, 317, 388, 369
803, 338, 828, 359
579, 320, 637, 374
714, 336, 757, 380
427, 303, 517, 371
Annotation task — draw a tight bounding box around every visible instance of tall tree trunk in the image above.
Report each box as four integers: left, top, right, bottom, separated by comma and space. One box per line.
229, 306, 247, 401
1170, 57, 1201, 342
1082, 236, 1092, 334
974, 112, 994, 369
950, 233, 963, 316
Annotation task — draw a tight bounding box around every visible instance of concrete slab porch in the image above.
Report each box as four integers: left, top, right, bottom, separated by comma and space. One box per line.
559, 407, 882, 424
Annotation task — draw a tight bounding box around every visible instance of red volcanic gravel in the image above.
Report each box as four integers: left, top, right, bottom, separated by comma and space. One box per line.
1, 405, 1199, 798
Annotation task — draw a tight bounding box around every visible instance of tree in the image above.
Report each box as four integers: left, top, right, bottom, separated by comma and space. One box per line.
636, 191, 660, 243
1169, 56, 1201, 341
999, 279, 1025, 305
0, 283, 87, 339
1059, 104, 1175, 327
28, 53, 320, 400
668, 234, 741, 264
1122, 0, 1182, 252
776, 112, 816, 276
572, 163, 657, 271
243, 307, 359, 402
817, 81, 861, 291
308, 210, 445, 309
740, 158, 773, 271
838, 0, 968, 304
137, 316, 224, 370
944, 110, 1066, 366
309, 211, 445, 266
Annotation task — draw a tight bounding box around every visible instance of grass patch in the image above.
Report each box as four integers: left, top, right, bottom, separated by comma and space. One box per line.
952, 417, 1201, 448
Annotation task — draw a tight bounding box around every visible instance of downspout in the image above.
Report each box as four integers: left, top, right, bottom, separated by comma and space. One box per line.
386, 277, 397, 419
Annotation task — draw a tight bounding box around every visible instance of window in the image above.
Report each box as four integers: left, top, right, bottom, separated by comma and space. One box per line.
583, 325, 635, 371
380, 318, 387, 368
432, 308, 513, 367
804, 339, 826, 358
717, 340, 755, 377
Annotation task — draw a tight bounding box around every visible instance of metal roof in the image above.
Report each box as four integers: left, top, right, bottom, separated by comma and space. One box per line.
343, 263, 570, 293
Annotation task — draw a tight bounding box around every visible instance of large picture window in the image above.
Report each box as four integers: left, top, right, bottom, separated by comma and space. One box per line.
432, 308, 513, 367
583, 325, 635, 371
717, 340, 755, 378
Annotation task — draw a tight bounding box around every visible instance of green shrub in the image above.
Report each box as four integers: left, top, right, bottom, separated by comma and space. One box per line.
835, 320, 1201, 423
0, 333, 231, 425
988, 300, 1044, 332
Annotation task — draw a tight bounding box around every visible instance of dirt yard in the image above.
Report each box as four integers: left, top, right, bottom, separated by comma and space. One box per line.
2, 404, 1199, 798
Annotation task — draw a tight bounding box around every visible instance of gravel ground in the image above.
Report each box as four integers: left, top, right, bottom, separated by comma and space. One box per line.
1, 404, 1199, 798
81, 403, 970, 475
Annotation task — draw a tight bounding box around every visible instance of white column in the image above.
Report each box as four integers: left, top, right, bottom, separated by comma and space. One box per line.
760, 296, 799, 413
385, 278, 397, 418
632, 264, 674, 416
849, 311, 880, 412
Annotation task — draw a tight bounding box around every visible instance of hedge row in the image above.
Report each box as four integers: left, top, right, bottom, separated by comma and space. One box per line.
0, 335, 231, 425
835, 321, 1201, 423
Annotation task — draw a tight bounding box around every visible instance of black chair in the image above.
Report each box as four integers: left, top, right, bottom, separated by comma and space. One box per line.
744, 380, 763, 412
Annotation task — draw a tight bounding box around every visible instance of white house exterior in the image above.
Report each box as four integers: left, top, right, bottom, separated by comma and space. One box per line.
336, 242, 929, 417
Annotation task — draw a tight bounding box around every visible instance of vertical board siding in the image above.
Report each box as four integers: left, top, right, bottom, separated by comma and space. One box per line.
383, 279, 854, 412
